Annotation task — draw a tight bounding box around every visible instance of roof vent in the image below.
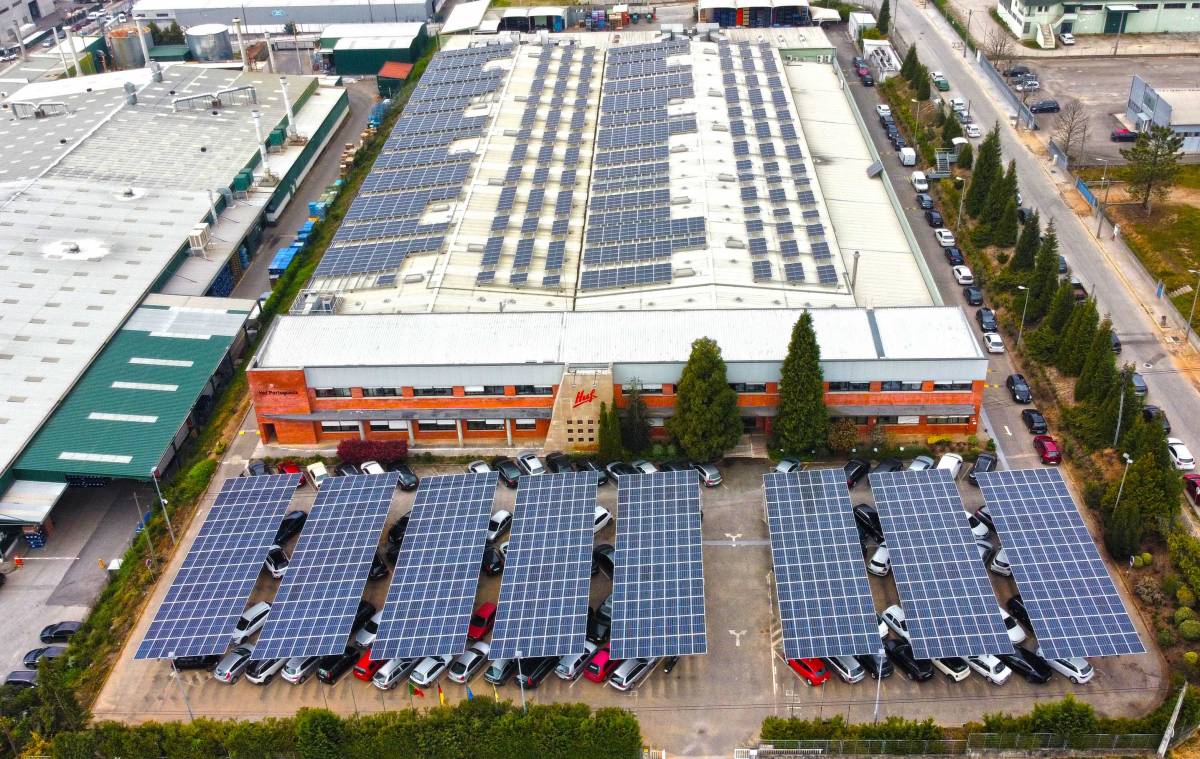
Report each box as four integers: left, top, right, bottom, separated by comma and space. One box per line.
43, 239, 111, 262
115, 187, 146, 201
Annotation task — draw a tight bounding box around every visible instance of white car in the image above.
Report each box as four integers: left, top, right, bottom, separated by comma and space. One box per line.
410, 655, 453, 687
908, 455, 935, 471
631, 459, 658, 474
964, 510, 990, 539
999, 608, 1027, 644
950, 97, 967, 112
866, 543, 890, 576
360, 460, 386, 475
354, 610, 383, 648
1168, 438, 1195, 470
230, 601, 271, 644
516, 452, 545, 476
875, 104, 892, 118
466, 460, 492, 474
965, 123, 983, 138
910, 171, 929, 192
952, 265, 974, 285
593, 505, 613, 534
983, 332, 1005, 354
1038, 648, 1094, 683
1014, 79, 1040, 92
775, 459, 801, 473
1059, 31, 1075, 44
932, 657, 971, 682
966, 654, 1012, 685
936, 453, 964, 478
880, 604, 909, 640
305, 462, 330, 489
486, 510, 512, 542
447, 641, 490, 684
934, 228, 957, 247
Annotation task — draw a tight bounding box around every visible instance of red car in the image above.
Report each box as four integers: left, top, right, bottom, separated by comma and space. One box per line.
353, 649, 385, 681
1184, 474, 1200, 506
467, 602, 497, 641
786, 657, 831, 686
1110, 128, 1139, 143
278, 461, 304, 485
584, 644, 620, 683
855, 64, 869, 77
1033, 435, 1061, 465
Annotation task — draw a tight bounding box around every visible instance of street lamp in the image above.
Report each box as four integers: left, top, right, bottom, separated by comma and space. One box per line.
1095, 158, 1112, 237
910, 98, 927, 122
1112, 453, 1134, 538
1185, 268, 1200, 345
872, 645, 884, 724
516, 650, 527, 713
150, 467, 176, 546
954, 176, 967, 234
1016, 285, 1030, 348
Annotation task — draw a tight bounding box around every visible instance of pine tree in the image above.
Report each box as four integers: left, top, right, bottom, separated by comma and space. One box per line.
878, 0, 891, 34
942, 116, 963, 144
964, 127, 1001, 217
957, 142, 973, 170
1055, 298, 1098, 376
975, 161, 1017, 246
1074, 320, 1114, 403
1026, 223, 1060, 321
667, 338, 742, 461
597, 402, 623, 462
914, 67, 931, 101
901, 44, 918, 81
1009, 210, 1041, 271
1104, 466, 1144, 559
619, 381, 651, 454
1024, 281, 1074, 362
773, 312, 829, 455
1095, 370, 1140, 450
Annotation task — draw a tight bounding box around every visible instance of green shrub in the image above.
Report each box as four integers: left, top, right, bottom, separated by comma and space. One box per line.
1180, 586, 1197, 608
1180, 620, 1200, 641
1165, 575, 1184, 598
1144, 552, 1154, 565
1133, 555, 1146, 568
1186, 651, 1199, 665
1160, 626, 1178, 647
1177, 607, 1197, 625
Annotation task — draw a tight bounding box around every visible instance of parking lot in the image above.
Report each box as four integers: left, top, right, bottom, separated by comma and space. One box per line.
92, 456, 1165, 757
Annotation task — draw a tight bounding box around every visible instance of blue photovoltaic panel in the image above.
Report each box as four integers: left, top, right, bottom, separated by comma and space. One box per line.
373, 473, 498, 660
251, 473, 400, 659
611, 470, 707, 659
490, 473, 596, 659
784, 261, 805, 282
764, 470, 882, 659
812, 241, 832, 259
976, 469, 1144, 659
816, 264, 839, 285
752, 260, 772, 281
781, 240, 800, 258
135, 474, 301, 659
870, 469, 1014, 660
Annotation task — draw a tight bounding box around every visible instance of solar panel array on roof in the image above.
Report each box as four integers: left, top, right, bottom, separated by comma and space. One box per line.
870, 469, 1015, 660
611, 470, 707, 659
580, 262, 672, 291
976, 469, 1144, 659
764, 469, 882, 659
490, 472, 596, 659
373, 473, 499, 660
252, 473, 400, 659
135, 474, 300, 660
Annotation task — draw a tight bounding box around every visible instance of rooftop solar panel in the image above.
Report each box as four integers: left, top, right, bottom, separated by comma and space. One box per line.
373, 473, 499, 660
764, 470, 882, 659
752, 260, 772, 281
490, 473, 596, 659
784, 261, 805, 282
976, 469, 1145, 659
135, 474, 300, 659
611, 470, 707, 659
252, 473, 400, 659
870, 469, 1014, 659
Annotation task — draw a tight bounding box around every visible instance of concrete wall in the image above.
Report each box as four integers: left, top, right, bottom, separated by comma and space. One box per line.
135, 1, 432, 30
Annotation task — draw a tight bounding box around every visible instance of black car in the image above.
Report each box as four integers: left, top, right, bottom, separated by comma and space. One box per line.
514, 656, 558, 688
387, 514, 410, 546
335, 462, 361, 477
586, 608, 611, 643
316, 647, 360, 684
844, 459, 870, 488
4, 671, 37, 690
578, 460, 609, 486
891, 134, 907, 149
1029, 99, 1060, 114
244, 460, 272, 477
925, 210, 944, 227
350, 601, 376, 632
545, 452, 574, 473
975, 308, 998, 332
884, 639, 934, 682
967, 453, 997, 486
855, 652, 894, 680
593, 543, 615, 578
945, 247, 965, 266
391, 463, 419, 491
660, 461, 690, 472
852, 503, 884, 544
172, 654, 221, 671
1021, 408, 1048, 434
264, 545, 290, 577
605, 461, 639, 480
661, 655, 681, 674
915, 192, 934, 210
385, 541, 401, 564
491, 457, 523, 488
368, 551, 389, 581
1110, 332, 1122, 354
1058, 255, 1069, 274
998, 647, 1053, 684
22, 646, 67, 670
963, 286, 984, 306
860, 73, 874, 86
1004, 64, 1031, 78
273, 510, 308, 545
1143, 405, 1171, 434
1006, 373, 1032, 404
482, 544, 505, 576
1017, 207, 1034, 224
39, 621, 82, 644
1007, 595, 1032, 630
872, 458, 904, 475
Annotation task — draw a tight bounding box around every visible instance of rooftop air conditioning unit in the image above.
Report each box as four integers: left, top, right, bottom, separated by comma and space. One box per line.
189, 223, 211, 252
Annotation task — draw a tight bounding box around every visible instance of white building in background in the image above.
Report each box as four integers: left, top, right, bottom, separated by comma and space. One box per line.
2, 0, 55, 49
1125, 76, 1200, 154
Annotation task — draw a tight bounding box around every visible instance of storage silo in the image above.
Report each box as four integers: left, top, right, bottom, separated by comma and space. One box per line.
108, 25, 153, 69
186, 23, 234, 62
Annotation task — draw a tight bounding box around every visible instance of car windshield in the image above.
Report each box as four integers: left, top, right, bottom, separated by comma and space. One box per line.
471, 614, 485, 626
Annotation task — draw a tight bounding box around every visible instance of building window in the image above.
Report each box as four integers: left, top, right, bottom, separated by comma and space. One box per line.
933, 381, 973, 391
1135, 2, 1158, 8
362, 387, 401, 397
828, 381, 870, 392
514, 385, 553, 396
649, 418, 666, 427
466, 418, 506, 431
314, 387, 351, 398
1063, 4, 1077, 11
1164, 2, 1185, 7
320, 420, 359, 432
417, 419, 456, 430
880, 381, 922, 392
730, 382, 768, 393
623, 383, 663, 394
463, 385, 505, 396
514, 418, 538, 430
841, 416, 870, 425
411, 386, 453, 397
369, 420, 409, 431
928, 415, 972, 425
1079, 3, 1102, 8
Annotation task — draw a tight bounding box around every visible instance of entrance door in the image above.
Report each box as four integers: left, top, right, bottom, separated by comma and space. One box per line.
262, 423, 276, 442
1103, 10, 1126, 33
27, 0, 41, 19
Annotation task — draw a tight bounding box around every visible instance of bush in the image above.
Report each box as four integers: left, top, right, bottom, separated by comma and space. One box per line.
1180, 620, 1200, 641
1144, 552, 1154, 564
1165, 575, 1184, 598
335, 438, 408, 465
1178, 607, 1198, 625
1186, 651, 1199, 665
1160, 626, 1178, 647
1135, 577, 1166, 606
1180, 586, 1197, 608
1133, 555, 1146, 568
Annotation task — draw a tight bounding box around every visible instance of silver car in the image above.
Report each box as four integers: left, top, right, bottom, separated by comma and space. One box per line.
447, 642, 490, 684
213, 646, 254, 684
410, 654, 453, 687
555, 641, 599, 681
907, 455, 935, 471
281, 654, 321, 684
824, 655, 866, 684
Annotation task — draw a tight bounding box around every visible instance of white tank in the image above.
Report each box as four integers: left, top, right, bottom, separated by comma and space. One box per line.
108, 24, 152, 69
186, 23, 234, 62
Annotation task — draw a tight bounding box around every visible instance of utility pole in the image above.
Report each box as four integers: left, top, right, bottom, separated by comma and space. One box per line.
1114, 368, 1129, 447
1185, 268, 1200, 345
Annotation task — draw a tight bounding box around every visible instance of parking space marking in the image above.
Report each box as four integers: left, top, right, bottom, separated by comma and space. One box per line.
703, 538, 770, 546
729, 629, 747, 647
1004, 425, 1012, 436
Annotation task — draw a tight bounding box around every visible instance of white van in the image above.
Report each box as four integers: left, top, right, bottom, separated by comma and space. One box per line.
935, 453, 963, 478
305, 462, 330, 488
910, 171, 929, 191
898, 147, 916, 166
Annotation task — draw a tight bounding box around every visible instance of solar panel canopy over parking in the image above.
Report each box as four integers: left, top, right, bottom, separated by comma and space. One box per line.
135, 474, 300, 660
764, 469, 882, 660
610, 470, 707, 659
372, 472, 498, 660
490, 472, 596, 660
251, 473, 399, 660
977, 468, 1145, 659
869, 469, 1014, 659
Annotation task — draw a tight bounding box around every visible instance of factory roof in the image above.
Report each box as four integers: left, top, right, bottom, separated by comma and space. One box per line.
256, 307, 984, 369
444, 0, 493, 33
319, 22, 426, 42
1156, 88, 1200, 125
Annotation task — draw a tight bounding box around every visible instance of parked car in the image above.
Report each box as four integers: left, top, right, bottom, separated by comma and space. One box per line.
866, 542, 891, 576
368, 551, 389, 581
516, 452, 545, 476
1003, 65, 1031, 78
1143, 405, 1171, 433
491, 457, 523, 488
545, 452, 573, 473
335, 462, 361, 477
388, 514, 410, 547
360, 460, 386, 475
593, 505, 614, 534
976, 307, 998, 332
245, 656, 288, 685
1058, 31, 1075, 44
936, 453, 964, 478
1169, 438, 1196, 470
945, 247, 965, 266
584, 645, 621, 683
593, 543, 616, 578
880, 605, 909, 640
855, 652, 894, 679
281, 655, 322, 684
911, 171, 929, 191
1033, 435, 1062, 465
965, 123, 983, 138
1007, 373, 1032, 404
775, 459, 801, 473
1131, 372, 1148, 397
931, 70, 950, 90
555, 641, 599, 681
824, 655, 867, 683
983, 333, 1005, 354
481, 544, 505, 576
952, 265, 974, 285
391, 463, 419, 490
1029, 99, 1060, 114
1188, 474, 1200, 508
875, 103, 891, 117
860, 72, 874, 86
316, 647, 361, 684
999, 608, 1027, 644
273, 510, 307, 546
786, 657, 831, 686
925, 210, 944, 227
932, 657, 971, 682
916, 192, 934, 209
967, 453, 997, 486
587, 606, 612, 644
39, 621, 82, 644
609, 656, 659, 691
1014, 78, 1040, 92
872, 458, 904, 475
244, 460, 272, 477
1021, 408, 1048, 434
3, 670, 37, 689
1110, 127, 1138, 142
468, 603, 497, 640
999, 647, 1053, 684
22, 645, 67, 670
605, 461, 639, 480
515, 656, 558, 688
853, 504, 884, 543
409, 655, 454, 688
231, 601, 272, 644
577, 459, 609, 486
349, 601, 377, 639
448, 642, 491, 684
844, 459, 870, 488
483, 657, 519, 686
908, 455, 935, 471
935, 229, 957, 247
1039, 650, 1093, 683
373, 657, 420, 690
353, 610, 384, 648
487, 510, 513, 542
213, 646, 255, 684
631, 459, 658, 474
305, 462, 330, 488
466, 460, 492, 475
884, 639, 933, 681
692, 462, 723, 487
172, 654, 220, 671
966, 654, 1012, 685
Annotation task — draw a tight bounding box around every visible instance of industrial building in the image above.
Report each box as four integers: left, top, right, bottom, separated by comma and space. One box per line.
0, 65, 348, 531
0, 0, 54, 49
247, 29, 978, 453
316, 22, 429, 75
997, 0, 1200, 45
131, 0, 434, 34
1125, 76, 1200, 153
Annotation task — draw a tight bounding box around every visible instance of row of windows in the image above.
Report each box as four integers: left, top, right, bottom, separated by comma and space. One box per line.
316, 385, 553, 398
827, 380, 972, 392
322, 418, 540, 433
837, 415, 971, 425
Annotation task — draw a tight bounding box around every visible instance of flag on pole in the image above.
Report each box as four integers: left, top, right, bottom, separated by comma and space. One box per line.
466, 685, 475, 701
409, 682, 424, 698
438, 682, 446, 706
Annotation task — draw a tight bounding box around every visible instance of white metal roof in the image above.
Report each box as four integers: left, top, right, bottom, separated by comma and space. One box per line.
0, 480, 67, 525
810, 6, 841, 20
443, 0, 492, 33
320, 22, 425, 39
1157, 88, 1200, 125
698, 0, 732, 9
736, 0, 772, 8
333, 37, 419, 50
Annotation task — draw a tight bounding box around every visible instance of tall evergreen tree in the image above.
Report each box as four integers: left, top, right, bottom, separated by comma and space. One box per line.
1009, 210, 1041, 271
964, 127, 1002, 217
975, 160, 1017, 245
901, 44, 918, 81
1026, 223, 1060, 321
1025, 280, 1074, 362
619, 381, 652, 454
597, 402, 622, 462
1055, 297, 1098, 376
1104, 459, 1148, 559
1074, 320, 1114, 403
773, 312, 829, 455
1095, 369, 1140, 450
913, 66, 931, 101
877, 0, 891, 34
667, 338, 742, 461
942, 115, 963, 144
957, 142, 974, 170
993, 196, 1020, 248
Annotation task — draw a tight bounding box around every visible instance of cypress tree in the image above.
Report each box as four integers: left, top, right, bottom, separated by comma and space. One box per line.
914, 67, 931, 101
1104, 466, 1144, 559
957, 142, 973, 170
773, 312, 829, 455
901, 44, 918, 81
975, 161, 1017, 244
1026, 223, 1060, 321
619, 381, 651, 454
1074, 320, 1114, 403
878, 0, 891, 34
1009, 210, 1041, 271
964, 127, 1001, 217
1024, 281, 1074, 362
1056, 297, 1098, 376
1095, 370, 1140, 450
667, 338, 742, 461
597, 402, 623, 462
942, 115, 963, 144
993, 196, 1020, 248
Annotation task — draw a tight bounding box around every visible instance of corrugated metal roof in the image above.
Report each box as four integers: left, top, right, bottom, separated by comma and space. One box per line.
444, 0, 492, 33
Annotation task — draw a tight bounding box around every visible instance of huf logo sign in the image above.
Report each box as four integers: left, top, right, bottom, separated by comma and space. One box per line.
573, 389, 597, 408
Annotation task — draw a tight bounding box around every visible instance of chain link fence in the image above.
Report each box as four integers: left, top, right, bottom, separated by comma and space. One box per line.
734, 733, 1159, 757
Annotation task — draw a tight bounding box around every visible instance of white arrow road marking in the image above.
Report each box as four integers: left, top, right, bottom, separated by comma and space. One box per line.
729, 629, 747, 647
